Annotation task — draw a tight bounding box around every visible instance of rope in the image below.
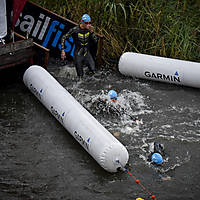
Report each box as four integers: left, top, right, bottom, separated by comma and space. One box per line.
116, 160, 157, 200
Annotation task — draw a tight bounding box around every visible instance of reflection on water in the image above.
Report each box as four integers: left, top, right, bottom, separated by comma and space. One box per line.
1, 64, 200, 199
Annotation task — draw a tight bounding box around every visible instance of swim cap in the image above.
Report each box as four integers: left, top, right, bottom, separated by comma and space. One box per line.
108, 90, 117, 101
81, 14, 91, 23
151, 153, 163, 165
136, 198, 144, 200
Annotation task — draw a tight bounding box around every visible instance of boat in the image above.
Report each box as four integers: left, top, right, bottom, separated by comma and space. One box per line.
0, 0, 49, 71
0, 37, 34, 70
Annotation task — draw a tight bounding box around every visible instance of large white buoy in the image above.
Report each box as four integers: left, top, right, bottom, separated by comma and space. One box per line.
119, 52, 200, 88
23, 65, 129, 172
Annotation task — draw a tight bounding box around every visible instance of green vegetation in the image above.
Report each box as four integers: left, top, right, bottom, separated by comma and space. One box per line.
31, 0, 200, 66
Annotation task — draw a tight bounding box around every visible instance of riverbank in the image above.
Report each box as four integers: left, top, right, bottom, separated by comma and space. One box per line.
31, 0, 200, 68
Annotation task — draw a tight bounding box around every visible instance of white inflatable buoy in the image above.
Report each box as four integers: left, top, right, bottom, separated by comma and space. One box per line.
23, 65, 129, 172
119, 52, 200, 88
0, 0, 7, 39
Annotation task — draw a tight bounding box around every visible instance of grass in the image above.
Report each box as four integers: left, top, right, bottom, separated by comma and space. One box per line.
31, 0, 200, 67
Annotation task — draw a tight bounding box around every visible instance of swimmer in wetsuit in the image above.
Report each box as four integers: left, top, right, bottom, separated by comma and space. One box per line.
148, 142, 164, 165
148, 142, 171, 180
61, 14, 98, 78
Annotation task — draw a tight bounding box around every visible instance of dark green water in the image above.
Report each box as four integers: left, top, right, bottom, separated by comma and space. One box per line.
0, 64, 200, 200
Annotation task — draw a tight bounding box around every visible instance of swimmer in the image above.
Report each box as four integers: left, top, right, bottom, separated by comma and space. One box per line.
148, 142, 164, 165
108, 90, 117, 102
148, 142, 171, 181
108, 89, 143, 125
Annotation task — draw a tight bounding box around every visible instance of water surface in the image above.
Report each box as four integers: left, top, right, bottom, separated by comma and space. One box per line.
1, 64, 200, 199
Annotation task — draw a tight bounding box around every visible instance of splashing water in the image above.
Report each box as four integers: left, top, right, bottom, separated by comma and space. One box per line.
58, 67, 200, 183
1, 63, 199, 199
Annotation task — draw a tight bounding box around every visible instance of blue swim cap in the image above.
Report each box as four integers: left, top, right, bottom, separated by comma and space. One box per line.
152, 153, 163, 165
81, 14, 91, 23
108, 90, 117, 100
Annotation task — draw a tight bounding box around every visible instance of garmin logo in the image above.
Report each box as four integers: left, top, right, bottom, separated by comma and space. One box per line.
144, 71, 181, 83
73, 131, 90, 150
30, 84, 42, 100
50, 106, 64, 124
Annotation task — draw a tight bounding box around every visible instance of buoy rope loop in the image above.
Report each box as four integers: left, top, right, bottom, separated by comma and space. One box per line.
116, 160, 158, 200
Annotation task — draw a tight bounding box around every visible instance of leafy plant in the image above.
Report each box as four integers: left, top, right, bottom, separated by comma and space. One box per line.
30, 0, 200, 67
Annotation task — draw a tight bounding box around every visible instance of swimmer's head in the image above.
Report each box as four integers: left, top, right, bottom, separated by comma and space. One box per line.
151, 153, 163, 165
108, 90, 117, 102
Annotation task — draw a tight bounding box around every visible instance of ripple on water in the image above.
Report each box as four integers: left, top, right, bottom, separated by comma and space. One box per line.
1, 66, 200, 199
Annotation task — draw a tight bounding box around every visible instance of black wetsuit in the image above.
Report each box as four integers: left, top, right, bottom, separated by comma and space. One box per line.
61, 25, 98, 77
147, 142, 164, 162
153, 142, 164, 155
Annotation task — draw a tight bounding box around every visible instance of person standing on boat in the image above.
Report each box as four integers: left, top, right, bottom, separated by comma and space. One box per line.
61, 14, 98, 78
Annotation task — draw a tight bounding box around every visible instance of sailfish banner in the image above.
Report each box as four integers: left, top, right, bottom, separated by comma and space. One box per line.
12, 0, 27, 30
14, 1, 98, 59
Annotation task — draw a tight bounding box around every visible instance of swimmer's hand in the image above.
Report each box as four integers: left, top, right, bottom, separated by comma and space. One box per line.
61, 50, 66, 60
